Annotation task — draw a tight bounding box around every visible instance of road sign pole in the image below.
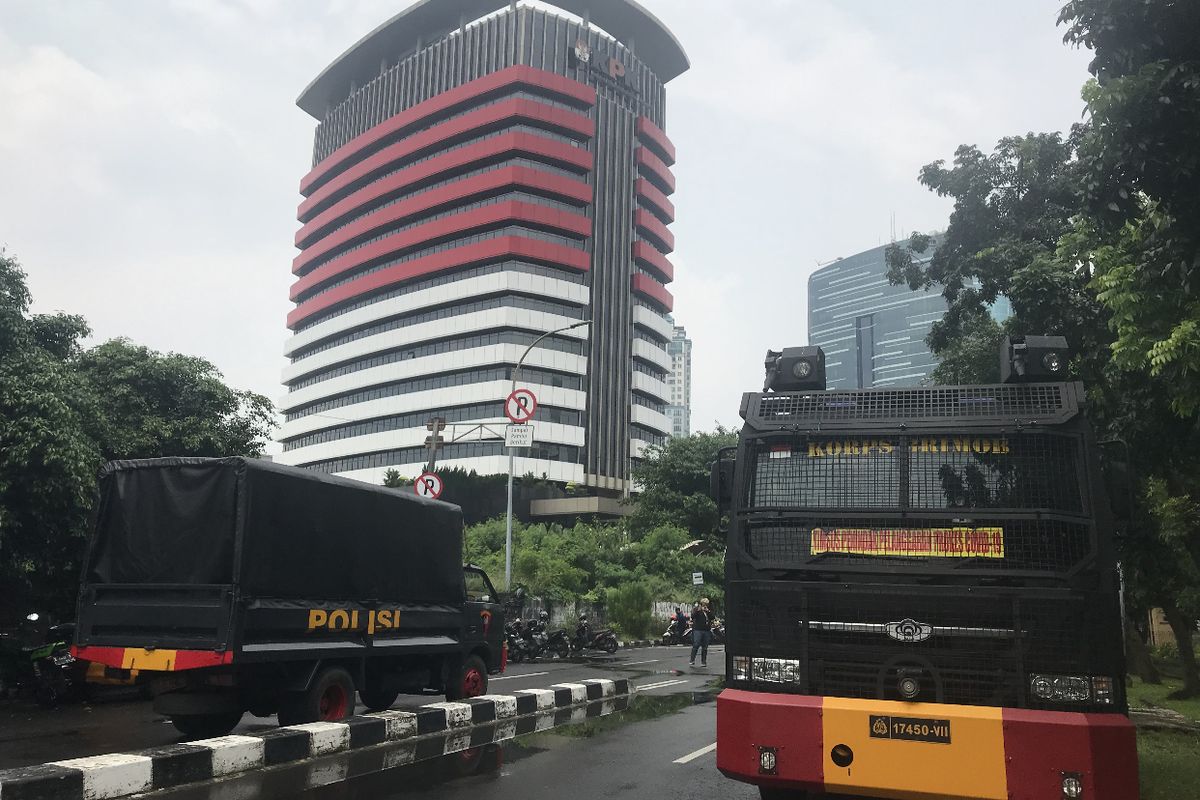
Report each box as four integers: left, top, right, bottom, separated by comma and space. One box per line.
505, 452, 514, 590
503, 319, 589, 590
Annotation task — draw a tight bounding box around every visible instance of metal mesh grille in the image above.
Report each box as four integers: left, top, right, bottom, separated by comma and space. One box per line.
727, 581, 1123, 713
748, 433, 1083, 514
751, 384, 1070, 423
745, 518, 1092, 573
750, 439, 900, 509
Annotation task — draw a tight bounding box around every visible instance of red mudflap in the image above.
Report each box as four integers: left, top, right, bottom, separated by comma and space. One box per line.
1002, 708, 1139, 800
716, 688, 824, 792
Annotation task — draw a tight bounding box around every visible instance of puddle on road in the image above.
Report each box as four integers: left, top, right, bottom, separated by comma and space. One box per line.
155, 687, 720, 800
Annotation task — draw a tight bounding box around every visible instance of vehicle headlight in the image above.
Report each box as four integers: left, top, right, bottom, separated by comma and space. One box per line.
1030, 673, 1111, 703
732, 656, 804, 683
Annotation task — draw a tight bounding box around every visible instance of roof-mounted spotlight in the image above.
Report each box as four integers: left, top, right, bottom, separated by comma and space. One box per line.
764, 346, 826, 392
1000, 335, 1070, 384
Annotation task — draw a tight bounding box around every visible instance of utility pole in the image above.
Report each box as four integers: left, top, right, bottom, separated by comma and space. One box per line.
425, 417, 445, 470
504, 320, 589, 590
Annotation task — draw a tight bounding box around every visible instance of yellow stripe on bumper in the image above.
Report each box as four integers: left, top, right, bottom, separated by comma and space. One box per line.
120, 648, 177, 671
821, 697, 1007, 800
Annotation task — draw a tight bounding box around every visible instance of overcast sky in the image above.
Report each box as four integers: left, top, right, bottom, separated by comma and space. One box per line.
2, 0, 1093, 448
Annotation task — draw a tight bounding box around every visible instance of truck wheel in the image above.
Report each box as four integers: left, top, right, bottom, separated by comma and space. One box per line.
358, 685, 399, 712
170, 712, 243, 738
279, 666, 355, 725
446, 655, 488, 700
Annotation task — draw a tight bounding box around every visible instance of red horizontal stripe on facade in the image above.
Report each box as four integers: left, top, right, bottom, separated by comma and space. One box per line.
300, 99, 596, 220
635, 177, 674, 224
634, 208, 675, 253
296, 132, 593, 246
636, 147, 675, 195
302, 65, 596, 196
632, 241, 674, 283
294, 167, 592, 274
636, 117, 676, 166
287, 236, 590, 329
291, 201, 591, 300
632, 273, 673, 312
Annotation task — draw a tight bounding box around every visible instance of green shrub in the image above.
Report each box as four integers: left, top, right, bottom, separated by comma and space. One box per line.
1153, 641, 1180, 662
606, 583, 653, 639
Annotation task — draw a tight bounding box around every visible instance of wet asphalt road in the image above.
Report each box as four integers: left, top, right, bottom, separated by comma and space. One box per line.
0, 644, 724, 770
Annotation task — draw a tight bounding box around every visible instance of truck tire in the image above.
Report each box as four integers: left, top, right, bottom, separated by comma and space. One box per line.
170, 712, 243, 738
358, 685, 400, 712
279, 666, 355, 725
446, 655, 488, 700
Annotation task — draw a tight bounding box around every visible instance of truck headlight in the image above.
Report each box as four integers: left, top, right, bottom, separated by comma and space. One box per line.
1030, 673, 1105, 703
750, 658, 802, 684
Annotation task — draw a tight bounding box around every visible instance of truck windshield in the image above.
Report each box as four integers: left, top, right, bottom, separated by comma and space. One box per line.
742, 433, 1092, 573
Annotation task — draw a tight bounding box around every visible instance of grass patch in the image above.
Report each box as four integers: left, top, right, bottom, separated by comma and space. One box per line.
1130, 675, 1200, 723
1139, 730, 1200, 800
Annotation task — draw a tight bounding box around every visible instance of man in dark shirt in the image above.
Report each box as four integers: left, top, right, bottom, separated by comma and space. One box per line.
689, 599, 712, 667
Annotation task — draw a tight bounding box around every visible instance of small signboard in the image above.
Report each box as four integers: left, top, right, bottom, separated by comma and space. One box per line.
505, 388, 538, 423
414, 472, 443, 499
505, 423, 534, 448
692, 572, 705, 586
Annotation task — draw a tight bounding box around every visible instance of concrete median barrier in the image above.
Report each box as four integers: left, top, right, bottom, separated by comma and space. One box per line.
0, 677, 629, 800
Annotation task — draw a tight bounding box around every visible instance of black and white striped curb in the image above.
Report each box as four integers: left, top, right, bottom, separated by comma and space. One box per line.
0, 678, 627, 800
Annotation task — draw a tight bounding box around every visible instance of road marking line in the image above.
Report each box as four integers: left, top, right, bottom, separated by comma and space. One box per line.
673, 742, 717, 764
492, 671, 549, 681
623, 659, 660, 666
635, 678, 688, 691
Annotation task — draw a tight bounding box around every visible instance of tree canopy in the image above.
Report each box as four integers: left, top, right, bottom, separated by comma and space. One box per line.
0, 250, 274, 622
628, 429, 737, 546
884, 0, 1200, 696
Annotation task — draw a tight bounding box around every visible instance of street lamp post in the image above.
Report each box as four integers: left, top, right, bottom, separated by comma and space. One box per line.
505, 319, 589, 590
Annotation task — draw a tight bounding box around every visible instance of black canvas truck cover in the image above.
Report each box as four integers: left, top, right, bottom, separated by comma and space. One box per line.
78, 457, 465, 651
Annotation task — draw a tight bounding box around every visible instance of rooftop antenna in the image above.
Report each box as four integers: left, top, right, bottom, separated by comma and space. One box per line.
890, 211, 897, 243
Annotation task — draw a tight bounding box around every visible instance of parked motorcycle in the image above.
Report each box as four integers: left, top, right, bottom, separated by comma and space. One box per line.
662, 619, 692, 646
505, 620, 531, 664
0, 620, 85, 707
545, 629, 572, 659
570, 623, 618, 655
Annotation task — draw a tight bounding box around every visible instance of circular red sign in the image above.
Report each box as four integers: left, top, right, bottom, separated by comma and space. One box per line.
414, 472, 443, 499
505, 388, 538, 423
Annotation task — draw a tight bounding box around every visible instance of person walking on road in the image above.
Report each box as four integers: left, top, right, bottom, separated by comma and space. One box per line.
689, 599, 712, 667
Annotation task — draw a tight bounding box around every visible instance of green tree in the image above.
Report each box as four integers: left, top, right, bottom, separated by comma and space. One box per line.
0, 252, 99, 621
605, 582, 652, 639
75, 339, 274, 460
382, 468, 409, 488
890, 129, 1200, 694
0, 250, 277, 621
1058, 0, 1200, 416
629, 429, 737, 545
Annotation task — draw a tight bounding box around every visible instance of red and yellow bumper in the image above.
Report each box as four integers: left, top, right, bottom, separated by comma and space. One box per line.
72, 646, 233, 672
717, 689, 1138, 800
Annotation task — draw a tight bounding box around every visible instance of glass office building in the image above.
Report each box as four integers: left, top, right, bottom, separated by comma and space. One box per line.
808, 240, 943, 389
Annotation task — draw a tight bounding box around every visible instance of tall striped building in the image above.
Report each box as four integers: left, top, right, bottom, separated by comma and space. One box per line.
276, 0, 687, 500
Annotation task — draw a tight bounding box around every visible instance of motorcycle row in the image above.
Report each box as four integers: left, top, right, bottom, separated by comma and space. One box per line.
505, 612, 619, 663
662, 616, 726, 647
